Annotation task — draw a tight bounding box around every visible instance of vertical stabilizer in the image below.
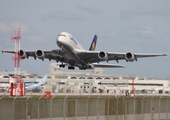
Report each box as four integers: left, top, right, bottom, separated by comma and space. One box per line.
89, 35, 97, 51
39, 76, 47, 85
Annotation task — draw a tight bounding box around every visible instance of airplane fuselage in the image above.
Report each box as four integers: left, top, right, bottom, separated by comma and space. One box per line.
57, 32, 86, 67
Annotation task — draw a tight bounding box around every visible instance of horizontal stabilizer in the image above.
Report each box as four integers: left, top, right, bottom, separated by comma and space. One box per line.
92, 63, 124, 68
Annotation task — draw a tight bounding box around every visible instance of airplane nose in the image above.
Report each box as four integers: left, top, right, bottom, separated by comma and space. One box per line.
56, 36, 64, 47
56, 32, 67, 46
56, 38, 60, 46
57, 35, 65, 41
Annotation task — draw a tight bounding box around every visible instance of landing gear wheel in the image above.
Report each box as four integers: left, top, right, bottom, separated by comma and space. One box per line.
68, 66, 75, 70
59, 64, 65, 68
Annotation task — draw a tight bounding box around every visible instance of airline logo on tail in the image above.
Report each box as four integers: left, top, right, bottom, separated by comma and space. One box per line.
39, 76, 47, 85
89, 35, 97, 51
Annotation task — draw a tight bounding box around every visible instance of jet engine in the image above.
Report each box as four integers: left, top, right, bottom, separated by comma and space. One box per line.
19, 50, 27, 59
98, 51, 108, 61
35, 50, 45, 60
125, 52, 135, 62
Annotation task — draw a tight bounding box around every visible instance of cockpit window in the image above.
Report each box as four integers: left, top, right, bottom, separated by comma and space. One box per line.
69, 35, 77, 45
59, 34, 66, 37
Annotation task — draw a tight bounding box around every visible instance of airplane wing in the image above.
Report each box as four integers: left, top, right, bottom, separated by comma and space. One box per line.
2, 50, 37, 58
2, 49, 66, 62
107, 52, 167, 62
2, 49, 167, 63
76, 50, 167, 63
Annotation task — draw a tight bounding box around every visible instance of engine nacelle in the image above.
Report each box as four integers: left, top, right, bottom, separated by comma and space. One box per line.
125, 52, 135, 62
35, 50, 45, 60
19, 50, 27, 59
98, 51, 108, 61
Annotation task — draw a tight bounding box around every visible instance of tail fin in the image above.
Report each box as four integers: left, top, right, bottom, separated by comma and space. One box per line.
39, 76, 47, 85
89, 35, 97, 51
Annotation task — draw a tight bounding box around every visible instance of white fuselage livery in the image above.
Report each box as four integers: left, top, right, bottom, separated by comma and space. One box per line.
57, 32, 83, 60
57, 32, 84, 50
56, 32, 89, 68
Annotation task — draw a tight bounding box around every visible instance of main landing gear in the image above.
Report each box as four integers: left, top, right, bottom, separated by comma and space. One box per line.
59, 64, 75, 70
68, 66, 75, 70
59, 64, 65, 68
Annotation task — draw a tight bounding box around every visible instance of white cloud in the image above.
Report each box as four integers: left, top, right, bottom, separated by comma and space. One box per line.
138, 26, 156, 38
75, 5, 102, 14
26, 35, 46, 43
41, 11, 85, 21
120, 6, 170, 20
10, 22, 29, 34
0, 21, 29, 34
0, 22, 10, 33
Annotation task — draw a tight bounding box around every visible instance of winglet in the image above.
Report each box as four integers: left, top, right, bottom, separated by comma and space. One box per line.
89, 35, 97, 51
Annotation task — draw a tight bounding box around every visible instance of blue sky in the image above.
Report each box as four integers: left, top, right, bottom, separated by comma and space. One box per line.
0, 1, 170, 78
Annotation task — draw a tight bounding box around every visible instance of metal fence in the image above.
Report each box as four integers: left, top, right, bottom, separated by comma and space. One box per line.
0, 93, 170, 120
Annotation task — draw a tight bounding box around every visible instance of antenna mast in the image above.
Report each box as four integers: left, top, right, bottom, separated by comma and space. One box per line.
12, 28, 21, 82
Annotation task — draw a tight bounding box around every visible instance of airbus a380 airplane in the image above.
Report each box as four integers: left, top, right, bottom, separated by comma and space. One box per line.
2, 32, 167, 70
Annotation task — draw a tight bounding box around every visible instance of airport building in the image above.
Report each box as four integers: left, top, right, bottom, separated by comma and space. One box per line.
43, 63, 170, 94
0, 70, 43, 91
0, 62, 170, 94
